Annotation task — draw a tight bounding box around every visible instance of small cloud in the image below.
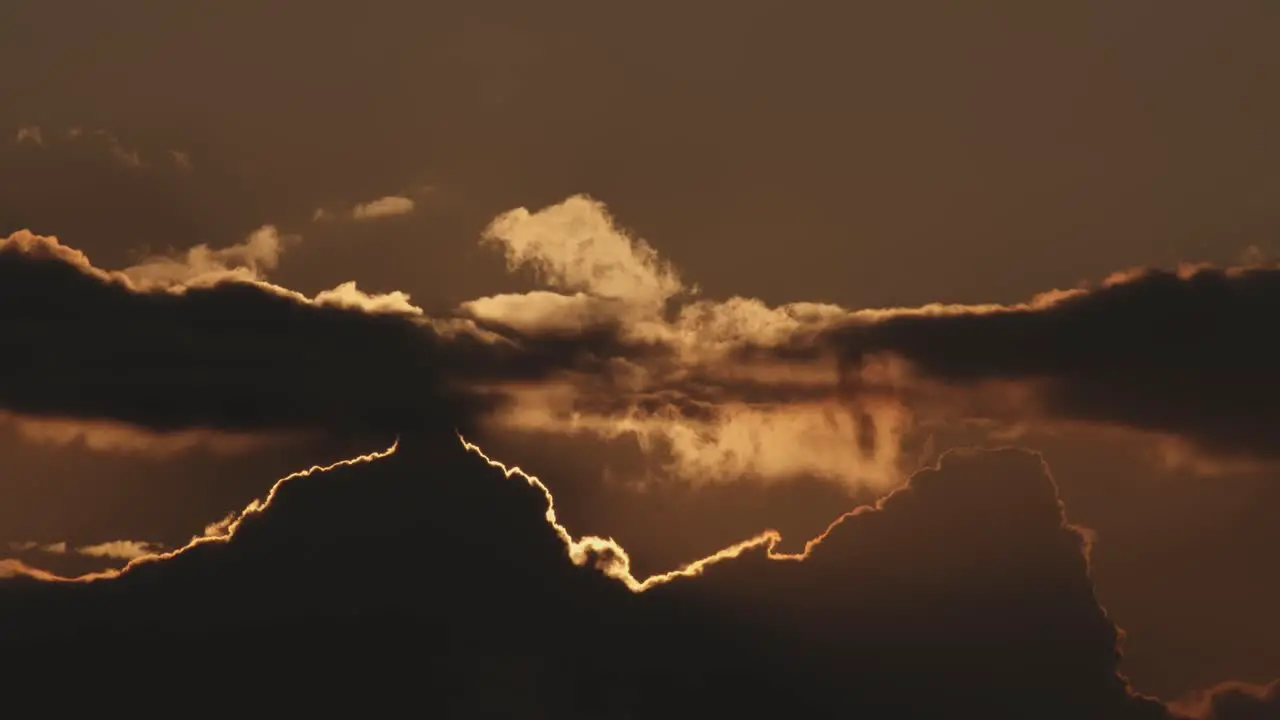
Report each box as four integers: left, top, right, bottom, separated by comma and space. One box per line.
75, 540, 162, 561
15, 125, 43, 145
15, 125, 159, 169
312, 207, 334, 222
1240, 243, 1274, 267
109, 144, 143, 168
169, 149, 193, 171
84, 128, 144, 168
199, 513, 237, 540
6, 540, 67, 554
351, 195, 416, 220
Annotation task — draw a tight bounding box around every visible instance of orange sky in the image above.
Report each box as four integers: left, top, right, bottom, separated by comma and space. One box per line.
2, 2, 1278, 711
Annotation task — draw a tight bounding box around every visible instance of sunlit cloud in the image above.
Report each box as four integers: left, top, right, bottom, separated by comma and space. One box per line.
76, 540, 163, 561
351, 195, 416, 220
121, 225, 293, 289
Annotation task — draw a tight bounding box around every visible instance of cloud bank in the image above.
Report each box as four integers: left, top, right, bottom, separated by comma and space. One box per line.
1, 432, 1271, 718
4, 193, 1279, 491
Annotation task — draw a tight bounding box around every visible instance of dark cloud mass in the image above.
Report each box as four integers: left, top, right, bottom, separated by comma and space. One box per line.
0, 435, 1271, 717
0, 230, 632, 440
823, 264, 1280, 462
1, 214, 1278, 715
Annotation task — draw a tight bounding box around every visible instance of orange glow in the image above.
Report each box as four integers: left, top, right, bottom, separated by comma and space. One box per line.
458, 433, 863, 592
8, 433, 863, 592
0, 440, 400, 583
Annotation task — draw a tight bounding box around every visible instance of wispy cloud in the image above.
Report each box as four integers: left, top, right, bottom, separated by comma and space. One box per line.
312, 186, 435, 223
8, 539, 160, 560
350, 195, 416, 220
15, 125, 42, 145
75, 540, 163, 561
11, 125, 190, 170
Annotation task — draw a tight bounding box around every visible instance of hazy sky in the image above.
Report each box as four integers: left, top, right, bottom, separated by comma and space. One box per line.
2, 1, 1278, 709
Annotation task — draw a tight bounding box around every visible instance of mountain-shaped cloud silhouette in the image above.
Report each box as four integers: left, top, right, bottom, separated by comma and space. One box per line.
3, 433, 1273, 718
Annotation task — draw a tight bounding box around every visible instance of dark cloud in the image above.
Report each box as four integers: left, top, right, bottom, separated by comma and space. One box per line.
820, 265, 1280, 462
0, 432, 1270, 717
1170, 680, 1280, 720
0, 231, 639, 441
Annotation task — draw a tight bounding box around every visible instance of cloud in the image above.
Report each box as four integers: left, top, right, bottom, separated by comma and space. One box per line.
461, 198, 1280, 484
75, 540, 163, 560
0, 432, 1269, 717
0, 197, 912, 490
8, 539, 160, 562
0, 230, 614, 442
169, 149, 193, 170
1170, 680, 1280, 720
15, 125, 42, 145
9, 194, 1280, 492
313, 189, 431, 224
808, 261, 1280, 463
8, 538, 161, 561
459, 197, 915, 488
7, 540, 65, 554
12, 125, 161, 169
0, 410, 288, 456
479, 195, 686, 313
121, 225, 292, 288
350, 195, 415, 220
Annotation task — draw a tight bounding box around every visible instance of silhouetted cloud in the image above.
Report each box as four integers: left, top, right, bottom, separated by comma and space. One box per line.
9, 193, 1280, 489
0, 230, 625, 443
0, 433, 1269, 717
812, 263, 1280, 463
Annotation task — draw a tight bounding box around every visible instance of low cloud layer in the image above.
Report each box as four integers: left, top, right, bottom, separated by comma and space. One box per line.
809, 262, 1280, 463
4, 195, 1278, 491
0, 229, 615, 444
1, 433, 1272, 718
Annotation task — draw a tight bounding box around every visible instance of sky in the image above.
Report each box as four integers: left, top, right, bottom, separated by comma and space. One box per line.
1, 2, 1278, 716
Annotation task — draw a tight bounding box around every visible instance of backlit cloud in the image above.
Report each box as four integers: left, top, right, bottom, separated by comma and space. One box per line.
8, 193, 1277, 490
1, 432, 1271, 717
